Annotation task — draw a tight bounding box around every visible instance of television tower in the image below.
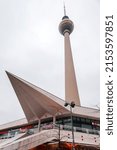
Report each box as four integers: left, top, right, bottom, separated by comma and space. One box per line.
59, 5, 81, 106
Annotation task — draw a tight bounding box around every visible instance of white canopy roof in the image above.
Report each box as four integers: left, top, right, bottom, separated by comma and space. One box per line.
6, 72, 69, 122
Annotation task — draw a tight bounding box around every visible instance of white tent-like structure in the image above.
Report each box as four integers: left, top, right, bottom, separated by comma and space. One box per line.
6, 71, 69, 123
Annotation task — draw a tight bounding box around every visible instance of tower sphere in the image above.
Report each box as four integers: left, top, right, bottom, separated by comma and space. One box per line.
59, 16, 74, 35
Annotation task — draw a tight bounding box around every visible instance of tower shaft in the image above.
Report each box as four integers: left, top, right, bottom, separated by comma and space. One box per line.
64, 32, 80, 106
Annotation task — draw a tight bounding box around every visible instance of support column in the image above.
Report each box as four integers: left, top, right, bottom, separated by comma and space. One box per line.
38, 119, 41, 132
53, 115, 56, 128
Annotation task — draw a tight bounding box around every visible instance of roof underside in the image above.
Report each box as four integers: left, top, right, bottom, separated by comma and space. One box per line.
6, 72, 69, 122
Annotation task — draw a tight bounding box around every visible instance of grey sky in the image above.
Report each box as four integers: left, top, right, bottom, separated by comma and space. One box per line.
0, 0, 100, 124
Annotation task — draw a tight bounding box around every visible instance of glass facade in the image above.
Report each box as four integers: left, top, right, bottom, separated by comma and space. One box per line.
56, 115, 100, 135
56, 116, 99, 128
0, 115, 100, 139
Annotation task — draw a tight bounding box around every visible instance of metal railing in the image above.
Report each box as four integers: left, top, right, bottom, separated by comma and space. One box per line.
39, 124, 100, 135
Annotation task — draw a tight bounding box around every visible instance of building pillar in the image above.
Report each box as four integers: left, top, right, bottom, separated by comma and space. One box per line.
38, 119, 41, 131
53, 115, 56, 128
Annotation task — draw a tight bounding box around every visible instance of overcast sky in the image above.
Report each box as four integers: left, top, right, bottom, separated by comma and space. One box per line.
0, 0, 100, 125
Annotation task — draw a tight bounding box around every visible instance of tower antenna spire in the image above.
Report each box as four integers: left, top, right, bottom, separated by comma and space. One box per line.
63, 1, 66, 16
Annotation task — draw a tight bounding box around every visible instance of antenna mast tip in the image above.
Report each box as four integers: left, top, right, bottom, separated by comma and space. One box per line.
63, 1, 66, 16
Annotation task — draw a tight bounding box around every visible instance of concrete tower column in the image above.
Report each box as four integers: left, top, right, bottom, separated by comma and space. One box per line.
64, 31, 80, 106
59, 13, 80, 106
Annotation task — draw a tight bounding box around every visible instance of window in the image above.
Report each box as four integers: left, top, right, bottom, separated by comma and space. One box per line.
81, 118, 85, 123
86, 118, 91, 124
41, 117, 53, 124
